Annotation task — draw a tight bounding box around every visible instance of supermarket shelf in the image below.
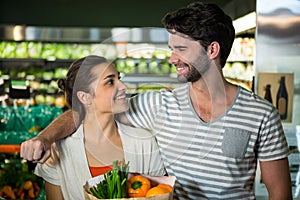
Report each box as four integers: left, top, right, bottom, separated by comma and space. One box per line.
227, 58, 253, 62
122, 74, 179, 83
0, 58, 74, 69
0, 144, 20, 153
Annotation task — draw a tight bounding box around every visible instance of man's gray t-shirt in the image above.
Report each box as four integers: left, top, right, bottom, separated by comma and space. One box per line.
126, 83, 289, 199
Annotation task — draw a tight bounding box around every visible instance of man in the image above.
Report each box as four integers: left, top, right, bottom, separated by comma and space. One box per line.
21, 2, 292, 199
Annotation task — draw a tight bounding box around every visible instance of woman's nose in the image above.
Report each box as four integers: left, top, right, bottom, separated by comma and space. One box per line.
119, 80, 127, 90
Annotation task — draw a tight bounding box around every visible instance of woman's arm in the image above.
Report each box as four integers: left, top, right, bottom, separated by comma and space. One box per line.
20, 110, 76, 163
44, 181, 64, 200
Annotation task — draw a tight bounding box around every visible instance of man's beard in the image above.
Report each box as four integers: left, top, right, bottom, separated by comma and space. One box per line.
177, 66, 202, 83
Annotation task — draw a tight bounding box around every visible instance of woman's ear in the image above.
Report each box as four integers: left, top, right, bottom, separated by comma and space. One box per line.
208, 41, 220, 59
77, 91, 92, 105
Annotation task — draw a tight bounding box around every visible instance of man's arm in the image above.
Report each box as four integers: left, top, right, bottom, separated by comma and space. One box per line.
260, 158, 292, 200
20, 110, 76, 163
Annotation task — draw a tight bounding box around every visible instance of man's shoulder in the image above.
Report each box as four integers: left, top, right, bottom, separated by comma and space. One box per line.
171, 83, 189, 91
135, 83, 188, 97
237, 86, 276, 111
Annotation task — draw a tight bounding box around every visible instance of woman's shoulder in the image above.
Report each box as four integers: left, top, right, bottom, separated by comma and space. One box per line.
117, 123, 157, 148
56, 124, 84, 148
118, 123, 153, 138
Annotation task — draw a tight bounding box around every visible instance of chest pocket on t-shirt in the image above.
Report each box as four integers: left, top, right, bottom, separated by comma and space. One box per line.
222, 128, 251, 158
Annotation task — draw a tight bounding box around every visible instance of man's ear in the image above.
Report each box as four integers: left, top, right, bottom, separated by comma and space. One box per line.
208, 41, 220, 59
77, 91, 92, 105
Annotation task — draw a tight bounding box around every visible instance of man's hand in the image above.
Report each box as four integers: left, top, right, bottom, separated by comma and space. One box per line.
20, 136, 52, 163
20, 109, 76, 163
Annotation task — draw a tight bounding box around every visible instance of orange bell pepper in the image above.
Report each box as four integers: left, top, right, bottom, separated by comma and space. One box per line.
145, 184, 173, 197
127, 175, 151, 197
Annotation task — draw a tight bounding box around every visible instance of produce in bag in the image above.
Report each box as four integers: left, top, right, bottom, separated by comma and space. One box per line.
84, 161, 176, 200
85, 160, 129, 199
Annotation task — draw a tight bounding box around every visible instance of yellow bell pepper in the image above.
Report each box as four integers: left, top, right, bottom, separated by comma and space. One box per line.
127, 175, 151, 197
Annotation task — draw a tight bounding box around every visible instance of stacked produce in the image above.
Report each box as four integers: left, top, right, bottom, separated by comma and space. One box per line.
0, 41, 93, 59
0, 180, 40, 199
0, 154, 44, 199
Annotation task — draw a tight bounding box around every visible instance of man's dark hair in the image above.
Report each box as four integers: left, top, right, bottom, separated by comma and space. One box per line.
162, 2, 235, 67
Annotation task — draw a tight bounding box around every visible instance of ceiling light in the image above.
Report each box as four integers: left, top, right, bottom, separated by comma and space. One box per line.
233, 11, 256, 35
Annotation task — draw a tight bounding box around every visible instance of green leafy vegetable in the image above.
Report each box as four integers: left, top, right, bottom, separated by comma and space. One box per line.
89, 160, 129, 199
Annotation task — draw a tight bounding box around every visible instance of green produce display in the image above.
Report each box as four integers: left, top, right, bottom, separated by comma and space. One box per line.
0, 105, 63, 144
0, 41, 95, 60
27, 42, 43, 58
15, 42, 28, 58
1, 42, 16, 58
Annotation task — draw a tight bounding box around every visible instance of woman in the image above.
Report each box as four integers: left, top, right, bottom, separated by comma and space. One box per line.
34, 55, 165, 200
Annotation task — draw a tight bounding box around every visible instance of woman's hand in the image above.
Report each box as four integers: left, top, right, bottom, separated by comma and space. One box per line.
20, 135, 52, 163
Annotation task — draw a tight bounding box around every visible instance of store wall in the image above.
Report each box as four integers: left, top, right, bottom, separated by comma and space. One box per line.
255, 0, 300, 198
0, 0, 206, 27
255, 0, 300, 126
0, 0, 255, 27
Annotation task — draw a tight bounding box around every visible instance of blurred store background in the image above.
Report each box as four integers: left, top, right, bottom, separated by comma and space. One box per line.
0, 0, 299, 199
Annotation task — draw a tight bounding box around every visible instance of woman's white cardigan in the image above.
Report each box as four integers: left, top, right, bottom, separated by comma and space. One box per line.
35, 123, 166, 200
